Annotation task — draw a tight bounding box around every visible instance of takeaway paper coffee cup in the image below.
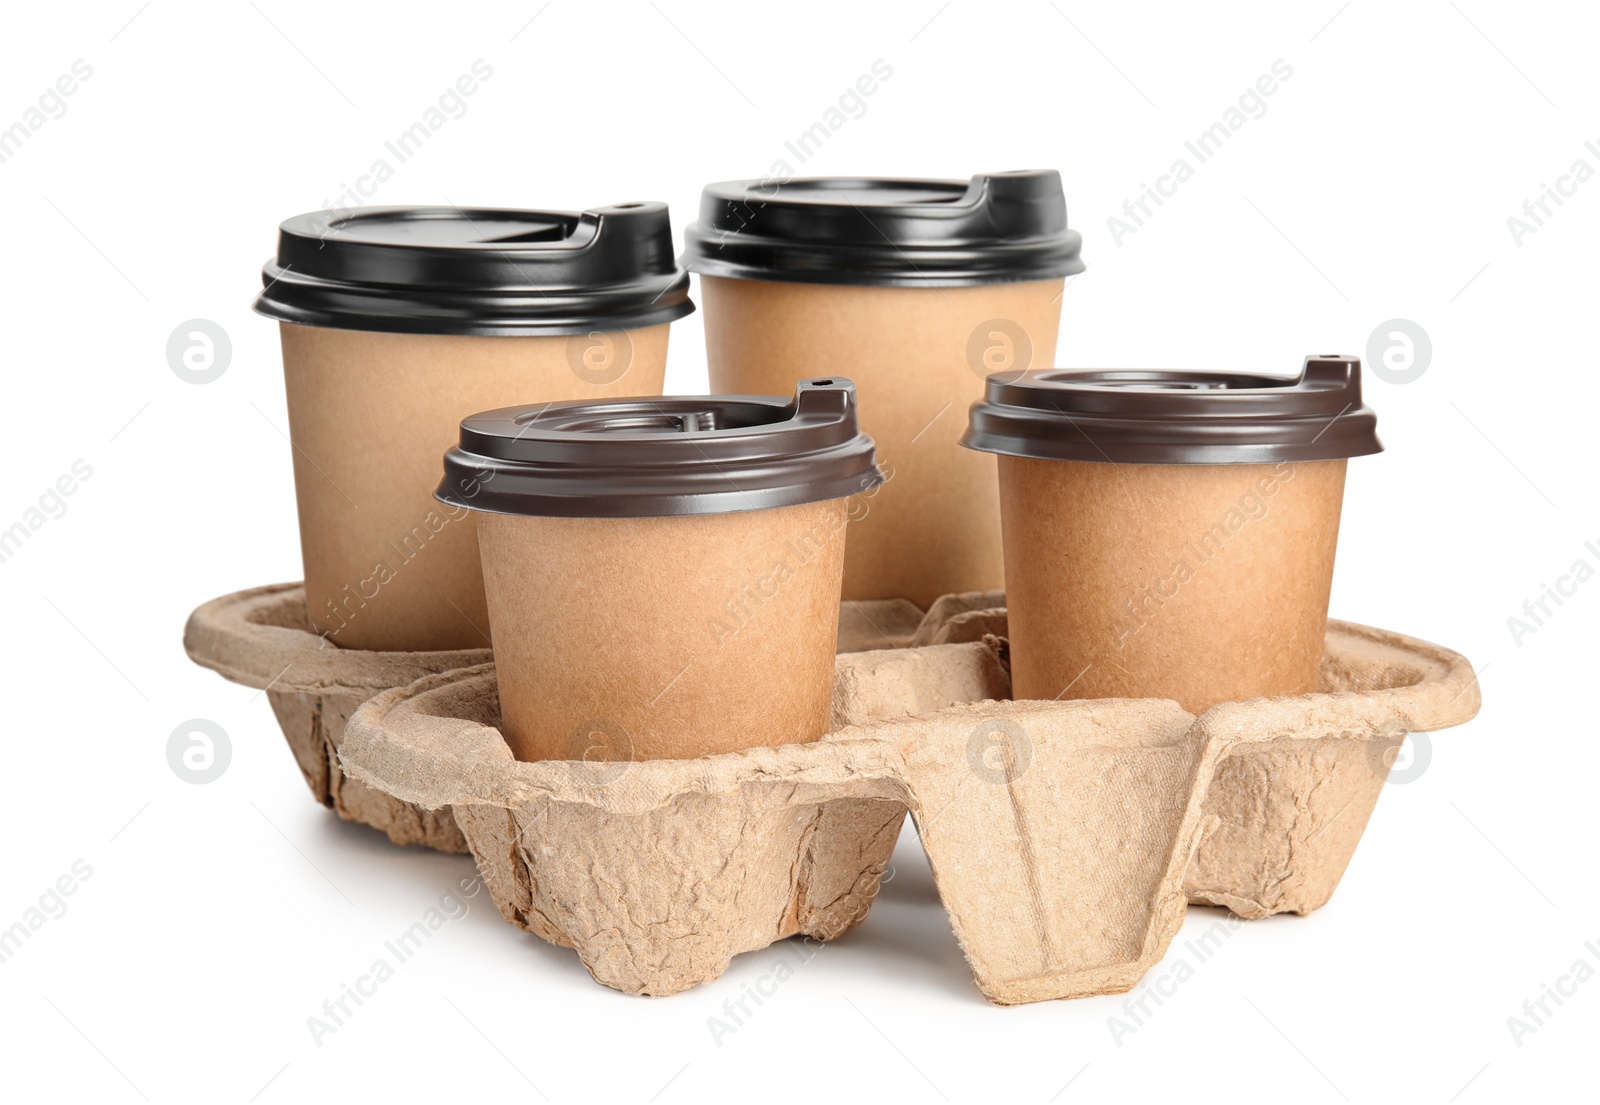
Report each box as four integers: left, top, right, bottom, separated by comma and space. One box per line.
253, 204, 693, 652
437, 379, 883, 763
963, 357, 1383, 714
681, 171, 1085, 608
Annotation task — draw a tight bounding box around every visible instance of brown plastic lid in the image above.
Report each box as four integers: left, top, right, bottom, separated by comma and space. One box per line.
962, 355, 1383, 465
437, 379, 883, 518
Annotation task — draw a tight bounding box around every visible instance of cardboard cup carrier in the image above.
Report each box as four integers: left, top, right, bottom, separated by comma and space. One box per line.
253, 203, 693, 652
681, 171, 1085, 608
336, 605, 1480, 1000
185, 578, 1481, 997
436, 379, 884, 762
964, 356, 1383, 714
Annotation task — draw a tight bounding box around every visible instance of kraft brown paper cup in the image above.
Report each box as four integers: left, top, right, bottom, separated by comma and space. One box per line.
280, 323, 669, 652
964, 358, 1384, 715
682, 171, 1086, 608
701, 277, 1062, 609
438, 379, 884, 762
254, 202, 693, 652
479, 499, 847, 761
1000, 456, 1347, 712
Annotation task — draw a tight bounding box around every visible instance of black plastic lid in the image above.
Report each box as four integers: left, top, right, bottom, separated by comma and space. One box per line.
680, 170, 1085, 287
438, 379, 883, 518
254, 203, 694, 336
962, 356, 1384, 465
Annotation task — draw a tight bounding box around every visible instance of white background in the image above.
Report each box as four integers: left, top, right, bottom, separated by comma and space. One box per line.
1, 1, 1594, 1101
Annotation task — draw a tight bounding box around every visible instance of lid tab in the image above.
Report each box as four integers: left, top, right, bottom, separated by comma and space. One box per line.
438, 379, 884, 518
254, 203, 694, 336
962, 356, 1384, 465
